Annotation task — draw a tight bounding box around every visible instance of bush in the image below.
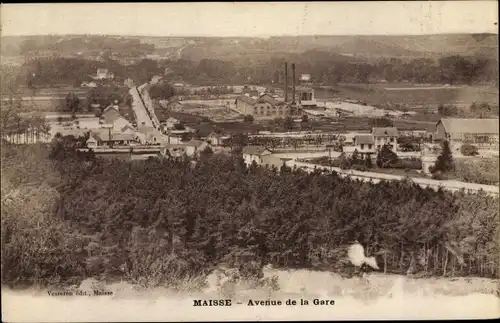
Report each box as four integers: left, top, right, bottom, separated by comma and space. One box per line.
452, 158, 499, 185
376, 144, 398, 168
431, 170, 447, 180
460, 144, 479, 156
2, 144, 499, 290
392, 157, 423, 170
243, 115, 254, 123
351, 164, 368, 172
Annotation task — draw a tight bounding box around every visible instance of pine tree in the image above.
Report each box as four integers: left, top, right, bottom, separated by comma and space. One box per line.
351, 149, 360, 165
432, 140, 454, 173
364, 154, 373, 168
376, 144, 398, 168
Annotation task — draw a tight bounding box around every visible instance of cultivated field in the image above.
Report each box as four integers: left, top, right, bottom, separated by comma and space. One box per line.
1, 87, 88, 113
176, 101, 241, 121
320, 84, 499, 110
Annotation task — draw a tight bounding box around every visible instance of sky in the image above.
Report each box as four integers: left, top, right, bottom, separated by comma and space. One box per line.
1, 1, 498, 37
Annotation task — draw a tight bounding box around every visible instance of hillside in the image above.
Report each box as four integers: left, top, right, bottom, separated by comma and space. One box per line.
2, 33, 497, 61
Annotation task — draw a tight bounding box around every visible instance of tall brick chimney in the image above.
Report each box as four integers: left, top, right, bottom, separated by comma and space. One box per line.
292, 63, 296, 104
284, 62, 288, 102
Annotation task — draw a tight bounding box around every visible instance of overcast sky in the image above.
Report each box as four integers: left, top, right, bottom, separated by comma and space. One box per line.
1, 1, 498, 37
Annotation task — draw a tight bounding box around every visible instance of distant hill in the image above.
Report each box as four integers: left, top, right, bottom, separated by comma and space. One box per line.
2, 33, 497, 62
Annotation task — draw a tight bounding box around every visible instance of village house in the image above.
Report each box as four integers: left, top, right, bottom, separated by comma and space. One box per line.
88, 129, 136, 147
101, 108, 131, 132
93, 68, 114, 80
372, 127, 399, 152
86, 136, 98, 149
300, 74, 311, 83
207, 132, 230, 146
242, 146, 274, 166
235, 93, 290, 118
435, 118, 499, 150
184, 139, 211, 157
120, 125, 136, 135
351, 134, 376, 157
161, 144, 188, 158
136, 127, 164, 145
103, 103, 120, 113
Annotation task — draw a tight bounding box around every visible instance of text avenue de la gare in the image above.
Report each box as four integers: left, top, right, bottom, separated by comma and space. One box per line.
193, 299, 335, 307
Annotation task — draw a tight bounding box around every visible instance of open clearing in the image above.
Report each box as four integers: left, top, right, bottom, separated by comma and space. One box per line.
318, 84, 499, 108
3, 270, 499, 321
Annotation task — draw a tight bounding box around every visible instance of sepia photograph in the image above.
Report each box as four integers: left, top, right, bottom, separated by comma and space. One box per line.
1, 1, 499, 321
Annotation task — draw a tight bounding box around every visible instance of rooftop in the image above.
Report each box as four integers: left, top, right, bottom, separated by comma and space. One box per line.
102, 108, 122, 124
439, 118, 499, 135
355, 134, 375, 145
242, 145, 273, 156
90, 129, 135, 142
372, 127, 399, 137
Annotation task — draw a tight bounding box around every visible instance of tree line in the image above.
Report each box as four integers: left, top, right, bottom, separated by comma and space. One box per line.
6, 52, 497, 95
1, 141, 498, 289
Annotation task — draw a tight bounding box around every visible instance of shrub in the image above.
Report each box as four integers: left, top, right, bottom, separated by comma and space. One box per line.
351, 164, 368, 172
243, 115, 254, 123
460, 144, 479, 156
392, 157, 423, 170
376, 144, 398, 168
339, 153, 351, 170
431, 170, 447, 180
452, 158, 499, 185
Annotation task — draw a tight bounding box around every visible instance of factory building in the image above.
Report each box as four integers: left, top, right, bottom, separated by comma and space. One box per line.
235, 93, 290, 118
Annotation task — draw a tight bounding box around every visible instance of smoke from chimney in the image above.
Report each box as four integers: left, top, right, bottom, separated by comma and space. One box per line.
284, 62, 288, 102
292, 63, 296, 104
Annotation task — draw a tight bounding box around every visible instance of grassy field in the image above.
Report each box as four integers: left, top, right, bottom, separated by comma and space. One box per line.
1, 87, 88, 113
318, 84, 499, 110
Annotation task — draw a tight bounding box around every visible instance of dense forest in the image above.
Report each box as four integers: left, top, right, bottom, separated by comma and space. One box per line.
2, 49, 498, 94
1, 140, 498, 289
161, 53, 499, 86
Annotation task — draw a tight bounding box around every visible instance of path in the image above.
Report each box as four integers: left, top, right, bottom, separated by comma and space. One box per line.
129, 86, 153, 128
286, 160, 499, 196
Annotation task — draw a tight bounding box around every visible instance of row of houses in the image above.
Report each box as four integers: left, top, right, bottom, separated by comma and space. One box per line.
343, 127, 400, 157
239, 118, 499, 166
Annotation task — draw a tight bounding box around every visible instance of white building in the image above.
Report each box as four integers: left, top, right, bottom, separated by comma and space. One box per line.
101, 108, 131, 133
86, 136, 98, 149
300, 74, 311, 82
351, 134, 376, 157
372, 127, 399, 152
207, 132, 230, 146
94, 68, 114, 80
242, 146, 273, 166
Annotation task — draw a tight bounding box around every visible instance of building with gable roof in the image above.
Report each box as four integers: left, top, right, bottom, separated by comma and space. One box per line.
101, 108, 131, 132
435, 118, 499, 150
242, 146, 274, 166
372, 127, 399, 152
235, 93, 290, 118
352, 134, 376, 156
207, 132, 230, 146
88, 128, 136, 147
